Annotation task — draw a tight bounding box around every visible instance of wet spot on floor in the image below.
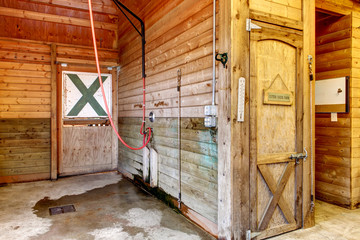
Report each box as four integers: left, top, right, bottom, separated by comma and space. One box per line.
31, 179, 212, 240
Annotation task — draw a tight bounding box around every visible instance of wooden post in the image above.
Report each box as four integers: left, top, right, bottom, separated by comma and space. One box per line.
50, 43, 57, 180
218, 0, 232, 238
57, 64, 63, 175
232, 0, 250, 239
218, 0, 250, 239
111, 69, 118, 170
303, 0, 316, 228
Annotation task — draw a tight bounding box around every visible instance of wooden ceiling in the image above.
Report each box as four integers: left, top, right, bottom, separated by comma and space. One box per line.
0, 0, 182, 49
116, 0, 177, 38
115, 0, 184, 49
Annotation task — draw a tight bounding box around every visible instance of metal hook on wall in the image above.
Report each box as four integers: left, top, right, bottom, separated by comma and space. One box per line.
215, 52, 228, 68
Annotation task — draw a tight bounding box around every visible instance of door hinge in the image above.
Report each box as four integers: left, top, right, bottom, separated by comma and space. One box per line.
246, 230, 261, 240
246, 19, 262, 32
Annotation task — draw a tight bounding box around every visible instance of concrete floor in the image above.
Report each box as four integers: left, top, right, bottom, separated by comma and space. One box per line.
2, 172, 360, 240
0, 172, 215, 240
270, 200, 360, 240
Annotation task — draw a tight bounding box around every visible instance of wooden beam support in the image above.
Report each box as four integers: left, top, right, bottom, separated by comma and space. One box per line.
232, 0, 250, 239
0, 6, 117, 31
303, 0, 316, 228
218, 0, 249, 239
112, 68, 119, 170
50, 43, 57, 180
217, 0, 232, 238
56, 64, 63, 175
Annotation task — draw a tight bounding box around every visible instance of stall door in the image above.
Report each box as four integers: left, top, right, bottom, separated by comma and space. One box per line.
249, 21, 304, 239
59, 70, 116, 176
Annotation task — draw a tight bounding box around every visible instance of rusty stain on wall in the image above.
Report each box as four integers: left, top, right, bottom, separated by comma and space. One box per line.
154, 101, 169, 107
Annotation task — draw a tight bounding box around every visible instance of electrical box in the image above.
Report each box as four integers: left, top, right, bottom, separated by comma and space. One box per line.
315, 76, 349, 113
204, 117, 216, 128
204, 105, 217, 116
204, 105, 217, 128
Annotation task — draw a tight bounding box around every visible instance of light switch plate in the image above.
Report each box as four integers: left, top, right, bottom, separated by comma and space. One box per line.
331, 112, 338, 122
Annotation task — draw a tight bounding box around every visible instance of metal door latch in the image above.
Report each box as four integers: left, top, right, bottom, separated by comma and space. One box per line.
289, 148, 308, 164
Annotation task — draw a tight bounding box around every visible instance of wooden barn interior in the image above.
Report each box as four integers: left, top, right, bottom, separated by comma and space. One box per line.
315, 3, 360, 210
1, 0, 360, 239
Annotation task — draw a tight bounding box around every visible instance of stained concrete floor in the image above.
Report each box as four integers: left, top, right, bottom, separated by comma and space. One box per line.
0, 172, 215, 240
270, 200, 360, 240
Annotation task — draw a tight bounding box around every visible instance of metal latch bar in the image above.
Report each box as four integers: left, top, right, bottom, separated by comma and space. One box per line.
289, 148, 308, 164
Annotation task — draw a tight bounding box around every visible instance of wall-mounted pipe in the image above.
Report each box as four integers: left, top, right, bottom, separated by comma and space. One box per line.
177, 69, 182, 209
212, 0, 216, 106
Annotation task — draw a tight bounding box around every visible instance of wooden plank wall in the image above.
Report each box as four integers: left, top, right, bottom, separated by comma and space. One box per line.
351, 13, 360, 208
0, 0, 118, 49
117, 0, 219, 225
0, 119, 50, 182
315, 15, 352, 207
0, 39, 52, 118
118, 118, 218, 223
316, 0, 360, 15
118, 0, 218, 118
249, 0, 302, 22
61, 126, 113, 176
0, 0, 119, 183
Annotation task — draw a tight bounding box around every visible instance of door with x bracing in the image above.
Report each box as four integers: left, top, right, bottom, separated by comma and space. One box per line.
249, 21, 305, 239
60, 71, 114, 176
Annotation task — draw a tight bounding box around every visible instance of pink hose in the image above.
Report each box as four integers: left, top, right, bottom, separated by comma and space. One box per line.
88, 0, 151, 150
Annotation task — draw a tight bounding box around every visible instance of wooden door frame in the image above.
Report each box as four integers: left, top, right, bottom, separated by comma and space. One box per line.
217, 0, 315, 239
248, 22, 304, 239
217, 0, 250, 239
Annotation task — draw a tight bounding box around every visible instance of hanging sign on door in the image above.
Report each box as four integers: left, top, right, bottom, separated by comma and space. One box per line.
263, 74, 294, 106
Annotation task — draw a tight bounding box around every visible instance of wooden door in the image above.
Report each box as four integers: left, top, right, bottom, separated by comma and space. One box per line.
58, 67, 118, 176
249, 21, 304, 239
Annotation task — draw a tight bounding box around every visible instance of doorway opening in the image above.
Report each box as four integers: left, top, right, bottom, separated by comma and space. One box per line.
314, 7, 358, 230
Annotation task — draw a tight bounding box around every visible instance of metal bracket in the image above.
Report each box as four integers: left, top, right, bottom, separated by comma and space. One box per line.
177, 69, 181, 92
215, 53, 228, 68
246, 230, 261, 240
246, 18, 262, 32
308, 55, 314, 81
112, 0, 146, 78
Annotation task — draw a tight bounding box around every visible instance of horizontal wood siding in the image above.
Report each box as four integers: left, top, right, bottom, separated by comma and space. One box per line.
0, 38, 118, 119
316, 0, 360, 16
249, 0, 303, 29
118, 0, 218, 118
0, 0, 119, 182
0, 119, 50, 182
117, 0, 218, 225
118, 117, 218, 224
0, 39, 51, 118
315, 14, 352, 207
